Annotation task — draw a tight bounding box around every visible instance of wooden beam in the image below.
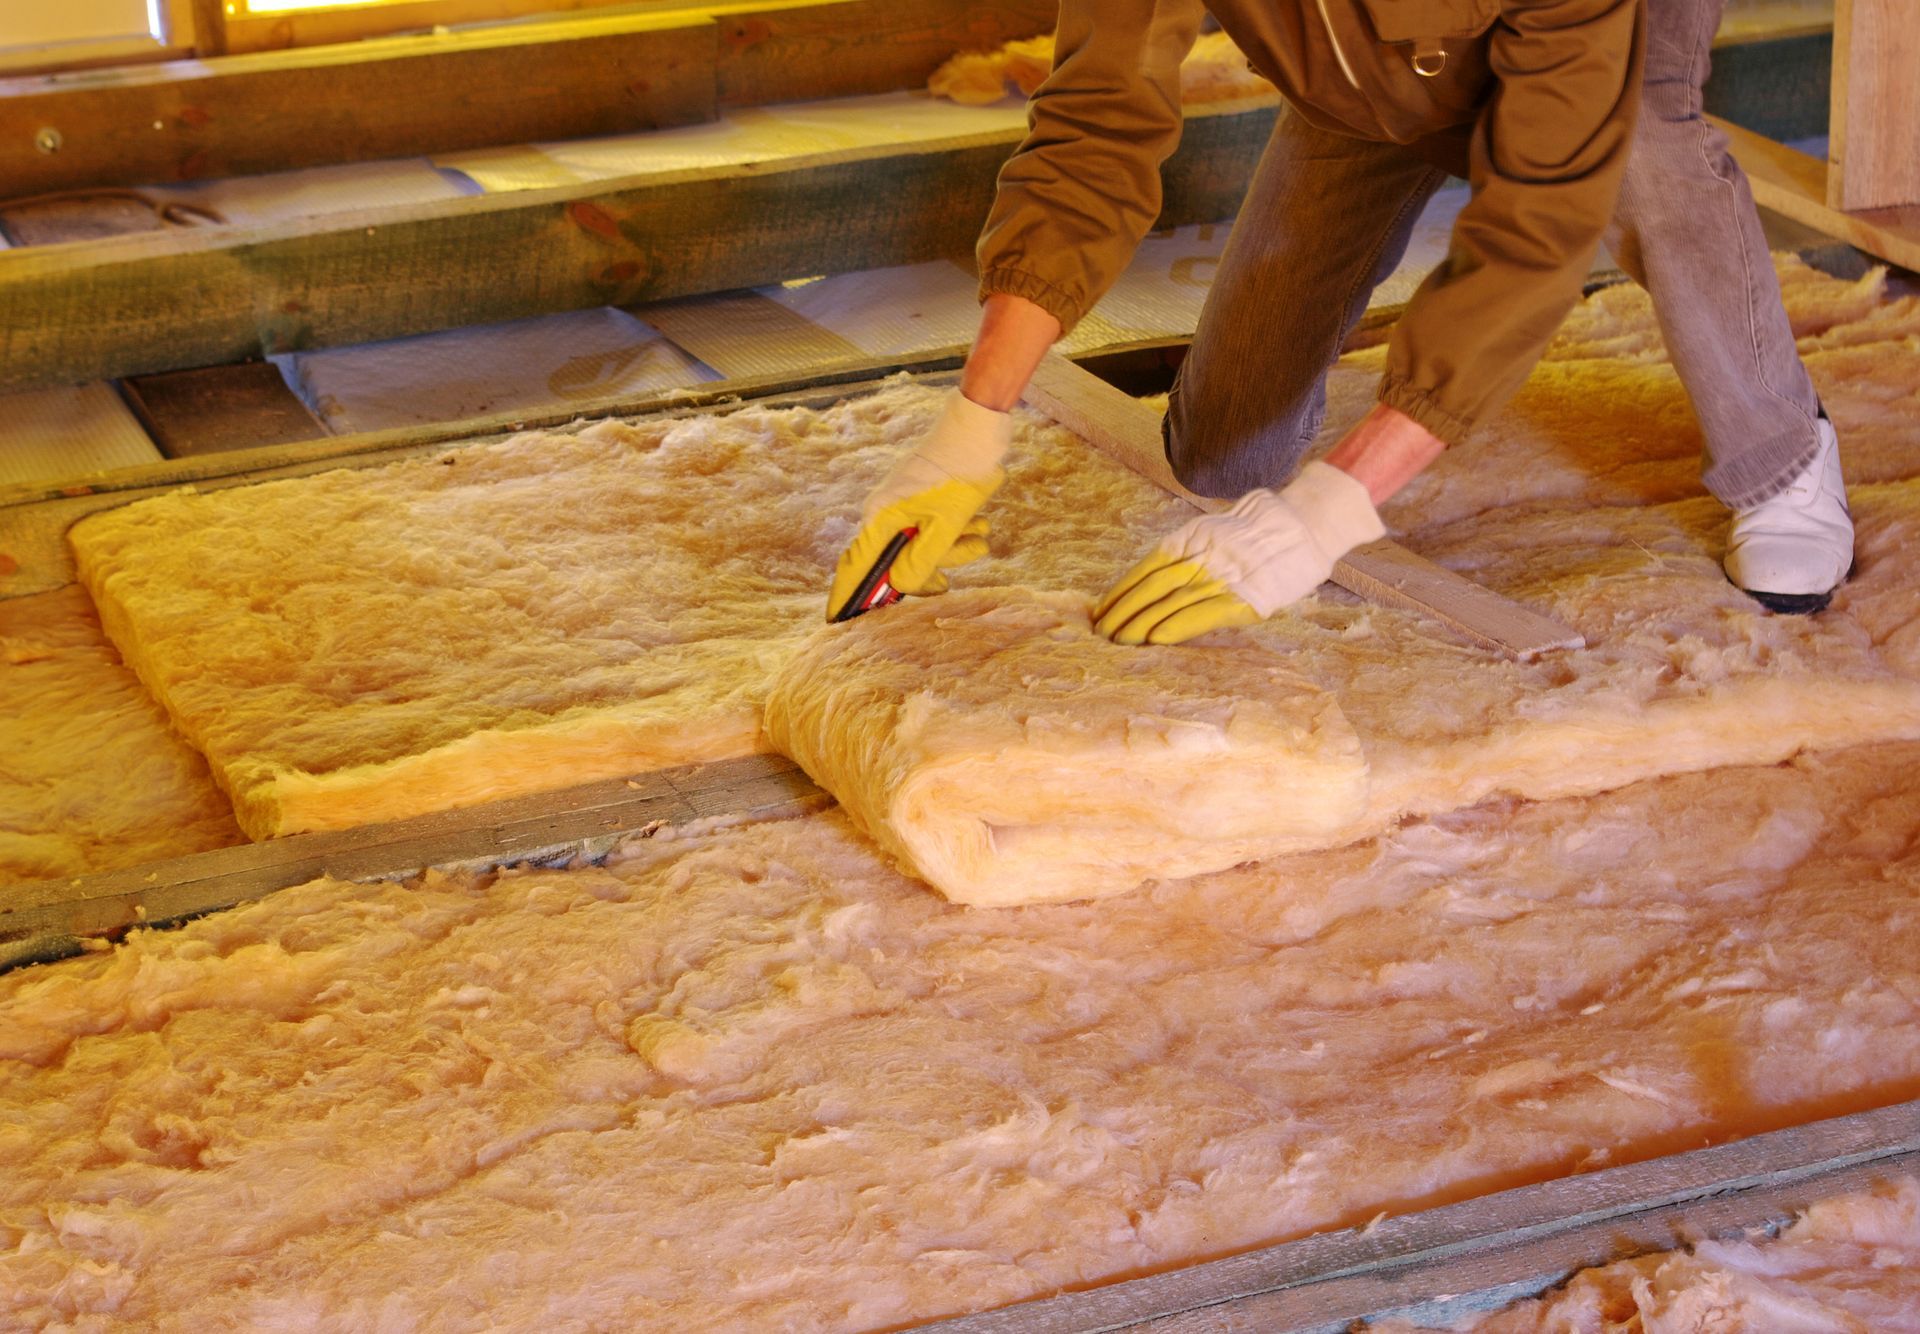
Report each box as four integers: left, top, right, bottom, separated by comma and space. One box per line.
1829, 0, 1920, 212
1022, 355, 1585, 658
1716, 116, 1920, 272
0, 99, 1277, 394
920, 1098, 1920, 1332
0, 754, 826, 972
1, 0, 1057, 197
714, 0, 1056, 107
0, 13, 718, 197
187, 0, 228, 58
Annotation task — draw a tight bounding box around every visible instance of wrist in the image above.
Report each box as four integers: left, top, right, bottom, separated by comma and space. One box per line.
960, 293, 1061, 412
1323, 404, 1446, 506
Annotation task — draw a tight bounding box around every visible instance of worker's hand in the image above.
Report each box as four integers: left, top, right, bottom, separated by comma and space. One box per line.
827, 390, 1013, 619
1094, 461, 1385, 645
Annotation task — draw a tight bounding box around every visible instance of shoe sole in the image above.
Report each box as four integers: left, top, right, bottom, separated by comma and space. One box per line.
1731, 559, 1856, 617
1746, 588, 1832, 615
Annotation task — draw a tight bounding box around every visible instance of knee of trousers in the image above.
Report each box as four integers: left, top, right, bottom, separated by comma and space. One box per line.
1162, 378, 1322, 501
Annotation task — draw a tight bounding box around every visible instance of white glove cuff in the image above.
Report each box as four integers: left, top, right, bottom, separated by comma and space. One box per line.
917, 389, 1014, 485
1285, 461, 1386, 559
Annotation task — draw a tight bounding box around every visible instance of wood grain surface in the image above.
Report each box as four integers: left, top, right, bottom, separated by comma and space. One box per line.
0, 100, 1278, 393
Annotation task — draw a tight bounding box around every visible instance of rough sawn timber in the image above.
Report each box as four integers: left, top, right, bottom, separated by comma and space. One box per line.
0, 99, 1280, 394
0, 0, 1060, 196
918, 1098, 1920, 1332
1717, 116, 1920, 273
1022, 355, 1586, 659
0, 755, 826, 973
1828, 0, 1920, 212
0, 12, 718, 197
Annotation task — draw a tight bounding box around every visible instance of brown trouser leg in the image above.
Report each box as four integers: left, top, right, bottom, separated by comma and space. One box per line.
1164, 110, 1447, 500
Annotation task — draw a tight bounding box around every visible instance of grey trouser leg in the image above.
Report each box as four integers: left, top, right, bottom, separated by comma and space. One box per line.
1607, 0, 1824, 508
1164, 110, 1446, 500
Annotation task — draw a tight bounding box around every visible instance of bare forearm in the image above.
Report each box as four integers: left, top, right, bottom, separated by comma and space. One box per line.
958, 293, 1062, 412
1324, 404, 1447, 506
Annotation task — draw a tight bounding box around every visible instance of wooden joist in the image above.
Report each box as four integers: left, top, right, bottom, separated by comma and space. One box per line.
0, 13, 718, 197
0, 99, 1279, 394
922, 1098, 1920, 1331
1717, 116, 1920, 273
0, 754, 826, 973
0, 0, 1056, 197
711, 0, 1054, 107
1023, 355, 1586, 659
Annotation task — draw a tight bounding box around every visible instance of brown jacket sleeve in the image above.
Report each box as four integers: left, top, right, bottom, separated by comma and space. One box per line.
1381, 0, 1645, 445
975, 0, 1208, 333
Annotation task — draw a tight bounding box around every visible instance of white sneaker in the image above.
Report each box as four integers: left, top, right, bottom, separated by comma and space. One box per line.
1724, 416, 1853, 614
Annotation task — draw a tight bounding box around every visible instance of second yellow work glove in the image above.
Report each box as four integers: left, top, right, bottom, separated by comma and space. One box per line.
1094, 461, 1385, 645
827, 389, 1013, 620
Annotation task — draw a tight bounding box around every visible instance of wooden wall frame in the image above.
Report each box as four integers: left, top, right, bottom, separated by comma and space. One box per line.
1720, 0, 1920, 274
1827, 0, 1918, 212
0, 0, 1056, 197
0, 98, 1277, 393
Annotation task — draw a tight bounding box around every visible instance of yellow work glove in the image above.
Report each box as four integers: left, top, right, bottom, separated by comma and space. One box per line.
827, 389, 1012, 620
1094, 461, 1385, 645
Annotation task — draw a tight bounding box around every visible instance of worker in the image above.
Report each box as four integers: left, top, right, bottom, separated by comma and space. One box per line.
827, 0, 1855, 640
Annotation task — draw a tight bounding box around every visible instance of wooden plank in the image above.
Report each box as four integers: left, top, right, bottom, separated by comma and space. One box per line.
0, 99, 1273, 394
1829, 0, 1920, 212
921, 1098, 1920, 1333
0, 754, 827, 973
1143, 1152, 1920, 1331
1022, 355, 1585, 658
1716, 116, 1920, 272
188, 0, 228, 58
714, 0, 1056, 107
121, 361, 329, 457
0, 13, 717, 197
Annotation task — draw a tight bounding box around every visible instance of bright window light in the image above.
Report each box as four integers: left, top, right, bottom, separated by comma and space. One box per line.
0, 0, 164, 52
235, 0, 415, 13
